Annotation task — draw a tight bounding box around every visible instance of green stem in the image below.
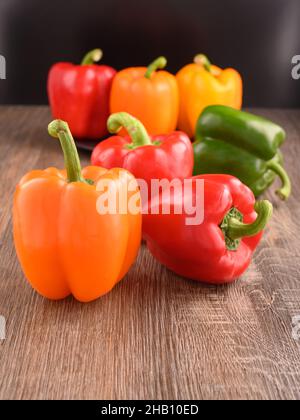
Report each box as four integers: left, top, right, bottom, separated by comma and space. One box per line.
144, 56, 167, 79
267, 161, 291, 200
225, 200, 273, 241
48, 120, 86, 183
81, 49, 103, 65
107, 112, 153, 149
194, 54, 211, 72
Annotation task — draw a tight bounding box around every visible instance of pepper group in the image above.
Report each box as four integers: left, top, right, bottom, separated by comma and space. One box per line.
13, 49, 291, 302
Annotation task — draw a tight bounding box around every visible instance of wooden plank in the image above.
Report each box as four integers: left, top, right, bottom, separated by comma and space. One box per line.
0, 106, 300, 400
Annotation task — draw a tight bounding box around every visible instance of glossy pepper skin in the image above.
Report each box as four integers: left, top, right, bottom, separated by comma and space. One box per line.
143, 175, 272, 284
176, 54, 242, 138
193, 105, 291, 200
48, 49, 116, 139
91, 112, 193, 187
13, 120, 141, 302
110, 57, 179, 135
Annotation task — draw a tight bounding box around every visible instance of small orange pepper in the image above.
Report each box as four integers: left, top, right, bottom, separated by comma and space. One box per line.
13, 120, 142, 302
110, 56, 179, 135
176, 54, 243, 138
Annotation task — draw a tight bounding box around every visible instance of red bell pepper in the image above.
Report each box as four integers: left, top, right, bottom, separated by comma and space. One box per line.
143, 174, 273, 284
48, 49, 116, 139
91, 112, 194, 186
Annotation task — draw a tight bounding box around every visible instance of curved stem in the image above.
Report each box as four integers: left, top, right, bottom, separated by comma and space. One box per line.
107, 112, 152, 148
225, 200, 273, 241
194, 54, 211, 72
267, 161, 291, 200
145, 56, 167, 79
81, 49, 103, 65
48, 120, 85, 183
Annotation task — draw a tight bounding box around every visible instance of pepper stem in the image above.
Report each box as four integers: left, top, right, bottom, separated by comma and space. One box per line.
107, 112, 153, 149
267, 161, 291, 200
224, 200, 273, 242
48, 120, 85, 183
144, 56, 167, 79
194, 54, 211, 72
81, 49, 103, 65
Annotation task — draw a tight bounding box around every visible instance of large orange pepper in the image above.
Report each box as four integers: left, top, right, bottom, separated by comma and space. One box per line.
176, 54, 243, 138
110, 56, 179, 135
13, 120, 142, 302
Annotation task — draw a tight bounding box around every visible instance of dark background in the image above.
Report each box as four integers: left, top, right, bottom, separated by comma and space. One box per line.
0, 0, 299, 107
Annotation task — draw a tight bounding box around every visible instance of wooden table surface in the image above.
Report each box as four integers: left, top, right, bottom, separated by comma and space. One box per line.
0, 106, 300, 400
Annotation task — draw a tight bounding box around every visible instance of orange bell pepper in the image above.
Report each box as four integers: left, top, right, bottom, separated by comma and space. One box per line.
176, 54, 243, 138
110, 56, 179, 135
13, 120, 142, 303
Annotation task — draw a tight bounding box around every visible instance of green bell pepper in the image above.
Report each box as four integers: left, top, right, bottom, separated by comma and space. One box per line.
193, 105, 291, 200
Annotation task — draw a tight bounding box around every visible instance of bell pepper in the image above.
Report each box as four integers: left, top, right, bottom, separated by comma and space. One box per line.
13, 120, 142, 302
91, 112, 194, 188
193, 105, 291, 200
176, 54, 242, 138
143, 174, 273, 284
110, 57, 179, 135
48, 49, 116, 139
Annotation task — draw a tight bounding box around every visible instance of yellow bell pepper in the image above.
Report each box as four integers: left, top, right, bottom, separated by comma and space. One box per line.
176, 54, 243, 138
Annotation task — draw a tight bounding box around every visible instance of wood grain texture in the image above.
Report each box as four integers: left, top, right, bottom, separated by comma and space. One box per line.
0, 106, 300, 400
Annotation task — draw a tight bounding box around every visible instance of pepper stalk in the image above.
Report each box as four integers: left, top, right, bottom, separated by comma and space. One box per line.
221, 200, 273, 251
194, 54, 212, 72
107, 112, 153, 149
144, 56, 167, 79
48, 119, 89, 184
267, 160, 291, 200
81, 49, 103, 65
